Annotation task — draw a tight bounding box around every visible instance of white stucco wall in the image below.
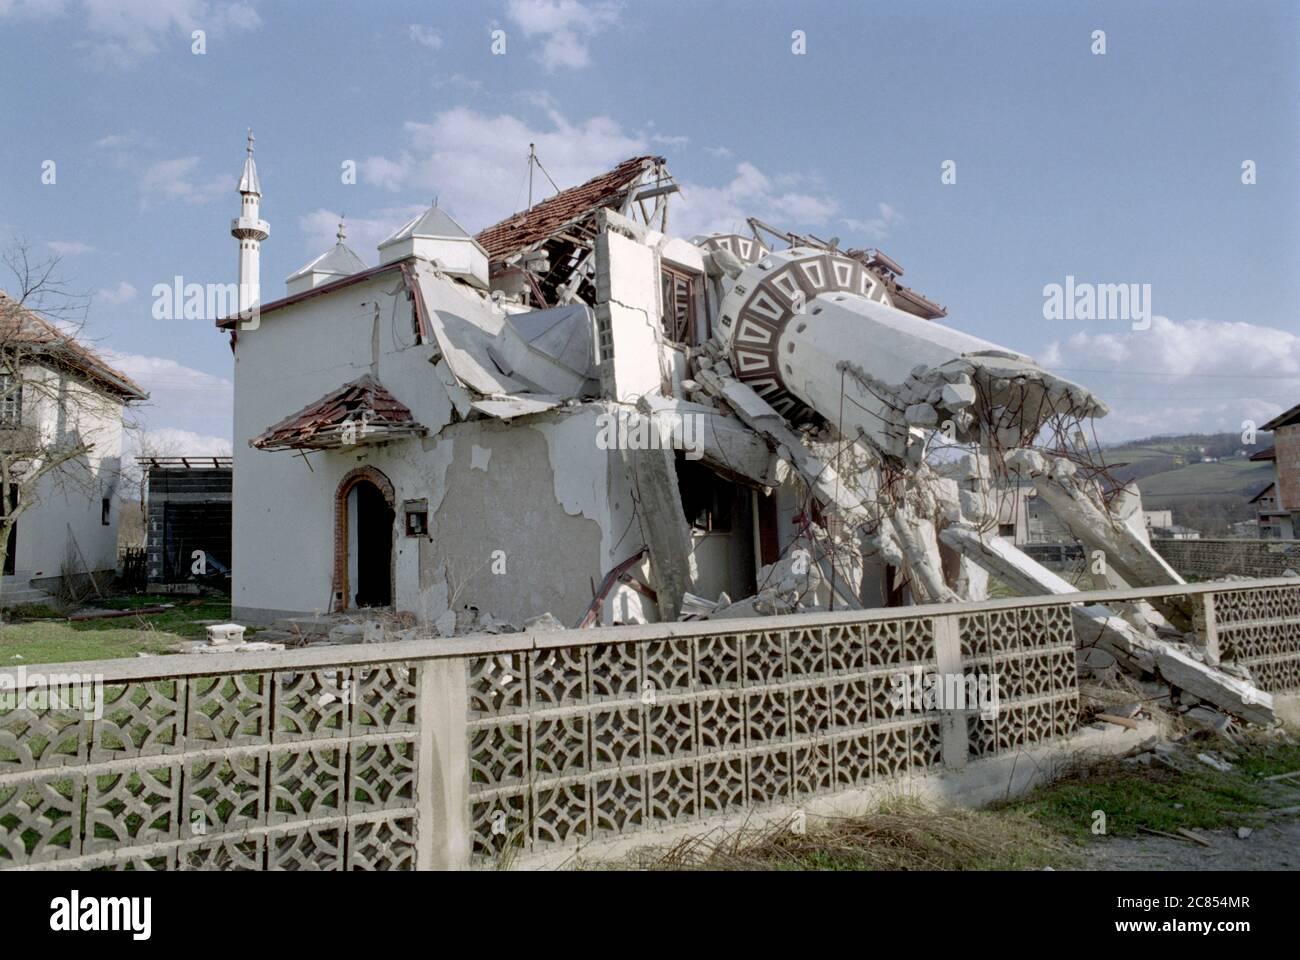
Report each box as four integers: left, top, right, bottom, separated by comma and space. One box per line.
230, 270, 641, 625
11, 365, 125, 581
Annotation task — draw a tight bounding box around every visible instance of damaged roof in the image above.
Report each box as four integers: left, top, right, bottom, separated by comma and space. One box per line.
251, 374, 426, 451
475, 155, 666, 263
0, 290, 148, 400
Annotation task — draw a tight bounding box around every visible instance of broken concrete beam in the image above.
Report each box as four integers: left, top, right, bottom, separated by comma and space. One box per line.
621, 438, 695, 620
636, 393, 780, 487
1007, 449, 1188, 625
694, 369, 873, 524
939, 523, 1275, 725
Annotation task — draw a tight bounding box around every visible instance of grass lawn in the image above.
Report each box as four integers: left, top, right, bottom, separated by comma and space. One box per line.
1003, 740, 1300, 840
0, 594, 234, 665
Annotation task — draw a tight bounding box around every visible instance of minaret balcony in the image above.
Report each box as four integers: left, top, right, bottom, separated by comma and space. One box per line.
231, 217, 270, 242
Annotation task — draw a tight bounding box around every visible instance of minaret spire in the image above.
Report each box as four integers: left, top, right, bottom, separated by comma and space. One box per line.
231, 128, 270, 320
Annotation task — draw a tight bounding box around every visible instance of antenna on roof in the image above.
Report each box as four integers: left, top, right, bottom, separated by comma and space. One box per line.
525, 143, 560, 210
527, 143, 536, 209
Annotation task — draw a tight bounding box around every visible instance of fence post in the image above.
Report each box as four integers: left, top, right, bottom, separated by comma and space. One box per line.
1198, 592, 1221, 666
416, 657, 471, 870
932, 614, 969, 769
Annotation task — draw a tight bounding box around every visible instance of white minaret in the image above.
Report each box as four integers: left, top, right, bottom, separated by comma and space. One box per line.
230, 129, 270, 316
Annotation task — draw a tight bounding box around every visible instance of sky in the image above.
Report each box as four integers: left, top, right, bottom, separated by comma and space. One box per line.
1, 0, 1297, 453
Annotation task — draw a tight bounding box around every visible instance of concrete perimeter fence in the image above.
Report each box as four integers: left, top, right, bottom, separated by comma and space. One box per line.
1154, 537, 1300, 580
2, 578, 1299, 871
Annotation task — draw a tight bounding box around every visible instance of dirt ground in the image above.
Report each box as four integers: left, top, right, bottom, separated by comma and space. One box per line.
1077, 818, 1300, 870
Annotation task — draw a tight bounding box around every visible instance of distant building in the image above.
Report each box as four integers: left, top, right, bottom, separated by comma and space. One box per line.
1151, 524, 1200, 540
142, 457, 232, 590
1230, 519, 1260, 538
0, 290, 147, 601
1253, 404, 1300, 539
1143, 509, 1173, 530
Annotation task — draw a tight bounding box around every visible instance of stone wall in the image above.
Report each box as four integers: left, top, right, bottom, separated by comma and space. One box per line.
1153, 538, 1300, 579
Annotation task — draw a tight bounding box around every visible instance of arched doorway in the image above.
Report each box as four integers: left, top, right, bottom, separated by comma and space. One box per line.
333, 467, 395, 611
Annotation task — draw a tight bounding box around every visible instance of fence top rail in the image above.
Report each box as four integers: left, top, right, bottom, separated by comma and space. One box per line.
2, 576, 1297, 686
1152, 537, 1300, 547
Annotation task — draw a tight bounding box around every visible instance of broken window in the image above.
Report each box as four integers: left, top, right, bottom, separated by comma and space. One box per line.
676, 457, 735, 533
661, 266, 697, 343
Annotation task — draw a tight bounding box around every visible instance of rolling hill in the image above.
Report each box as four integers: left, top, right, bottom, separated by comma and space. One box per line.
1099, 433, 1275, 535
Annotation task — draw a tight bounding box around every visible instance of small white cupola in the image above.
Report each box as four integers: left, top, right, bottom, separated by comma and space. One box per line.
285, 220, 368, 295
377, 204, 488, 288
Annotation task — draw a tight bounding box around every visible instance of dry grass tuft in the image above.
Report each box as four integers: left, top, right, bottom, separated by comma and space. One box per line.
622, 798, 1073, 871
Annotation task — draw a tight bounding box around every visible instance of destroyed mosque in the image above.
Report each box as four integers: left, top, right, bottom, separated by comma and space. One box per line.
220, 144, 1228, 706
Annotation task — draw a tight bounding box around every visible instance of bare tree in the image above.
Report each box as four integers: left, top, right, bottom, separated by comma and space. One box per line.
0, 239, 142, 602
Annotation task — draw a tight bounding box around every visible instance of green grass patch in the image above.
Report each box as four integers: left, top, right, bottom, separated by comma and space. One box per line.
0, 621, 179, 664
1005, 742, 1300, 841
0, 594, 233, 664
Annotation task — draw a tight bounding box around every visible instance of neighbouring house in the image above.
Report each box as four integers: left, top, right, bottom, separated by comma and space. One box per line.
1248, 433, 1296, 538
218, 136, 1128, 628
0, 290, 147, 602
1143, 509, 1173, 530
141, 456, 233, 591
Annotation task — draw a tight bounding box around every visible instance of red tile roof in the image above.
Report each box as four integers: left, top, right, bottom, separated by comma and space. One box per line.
251, 375, 425, 451
475, 156, 666, 262
0, 290, 147, 400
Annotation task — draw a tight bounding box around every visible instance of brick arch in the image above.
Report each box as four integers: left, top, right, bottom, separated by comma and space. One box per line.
332, 466, 396, 612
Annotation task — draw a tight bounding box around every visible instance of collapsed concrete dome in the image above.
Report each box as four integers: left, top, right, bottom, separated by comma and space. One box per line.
711, 245, 1107, 460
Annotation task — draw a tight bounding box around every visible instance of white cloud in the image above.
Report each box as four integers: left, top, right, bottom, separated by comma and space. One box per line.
360, 105, 647, 229
1038, 315, 1300, 441
92, 133, 133, 149
0, 0, 263, 67
359, 104, 878, 243
505, 0, 621, 70
123, 426, 232, 460
407, 23, 442, 49
139, 157, 230, 208
672, 161, 842, 238
103, 350, 232, 397
704, 145, 734, 159
297, 205, 427, 262
47, 240, 94, 255
0, 0, 68, 18
94, 280, 137, 305
841, 202, 904, 242
650, 133, 689, 148
104, 349, 233, 442
432, 73, 484, 93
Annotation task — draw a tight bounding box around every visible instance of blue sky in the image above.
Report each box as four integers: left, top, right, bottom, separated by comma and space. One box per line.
2, 0, 1297, 451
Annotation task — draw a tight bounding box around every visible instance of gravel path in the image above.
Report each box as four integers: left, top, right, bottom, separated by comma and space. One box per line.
1077, 818, 1300, 870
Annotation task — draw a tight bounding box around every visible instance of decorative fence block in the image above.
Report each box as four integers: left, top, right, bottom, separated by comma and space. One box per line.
0, 663, 421, 871
466, 619, 952, 863
3, 581, 1295, 871
1212, 585, 1300, 693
